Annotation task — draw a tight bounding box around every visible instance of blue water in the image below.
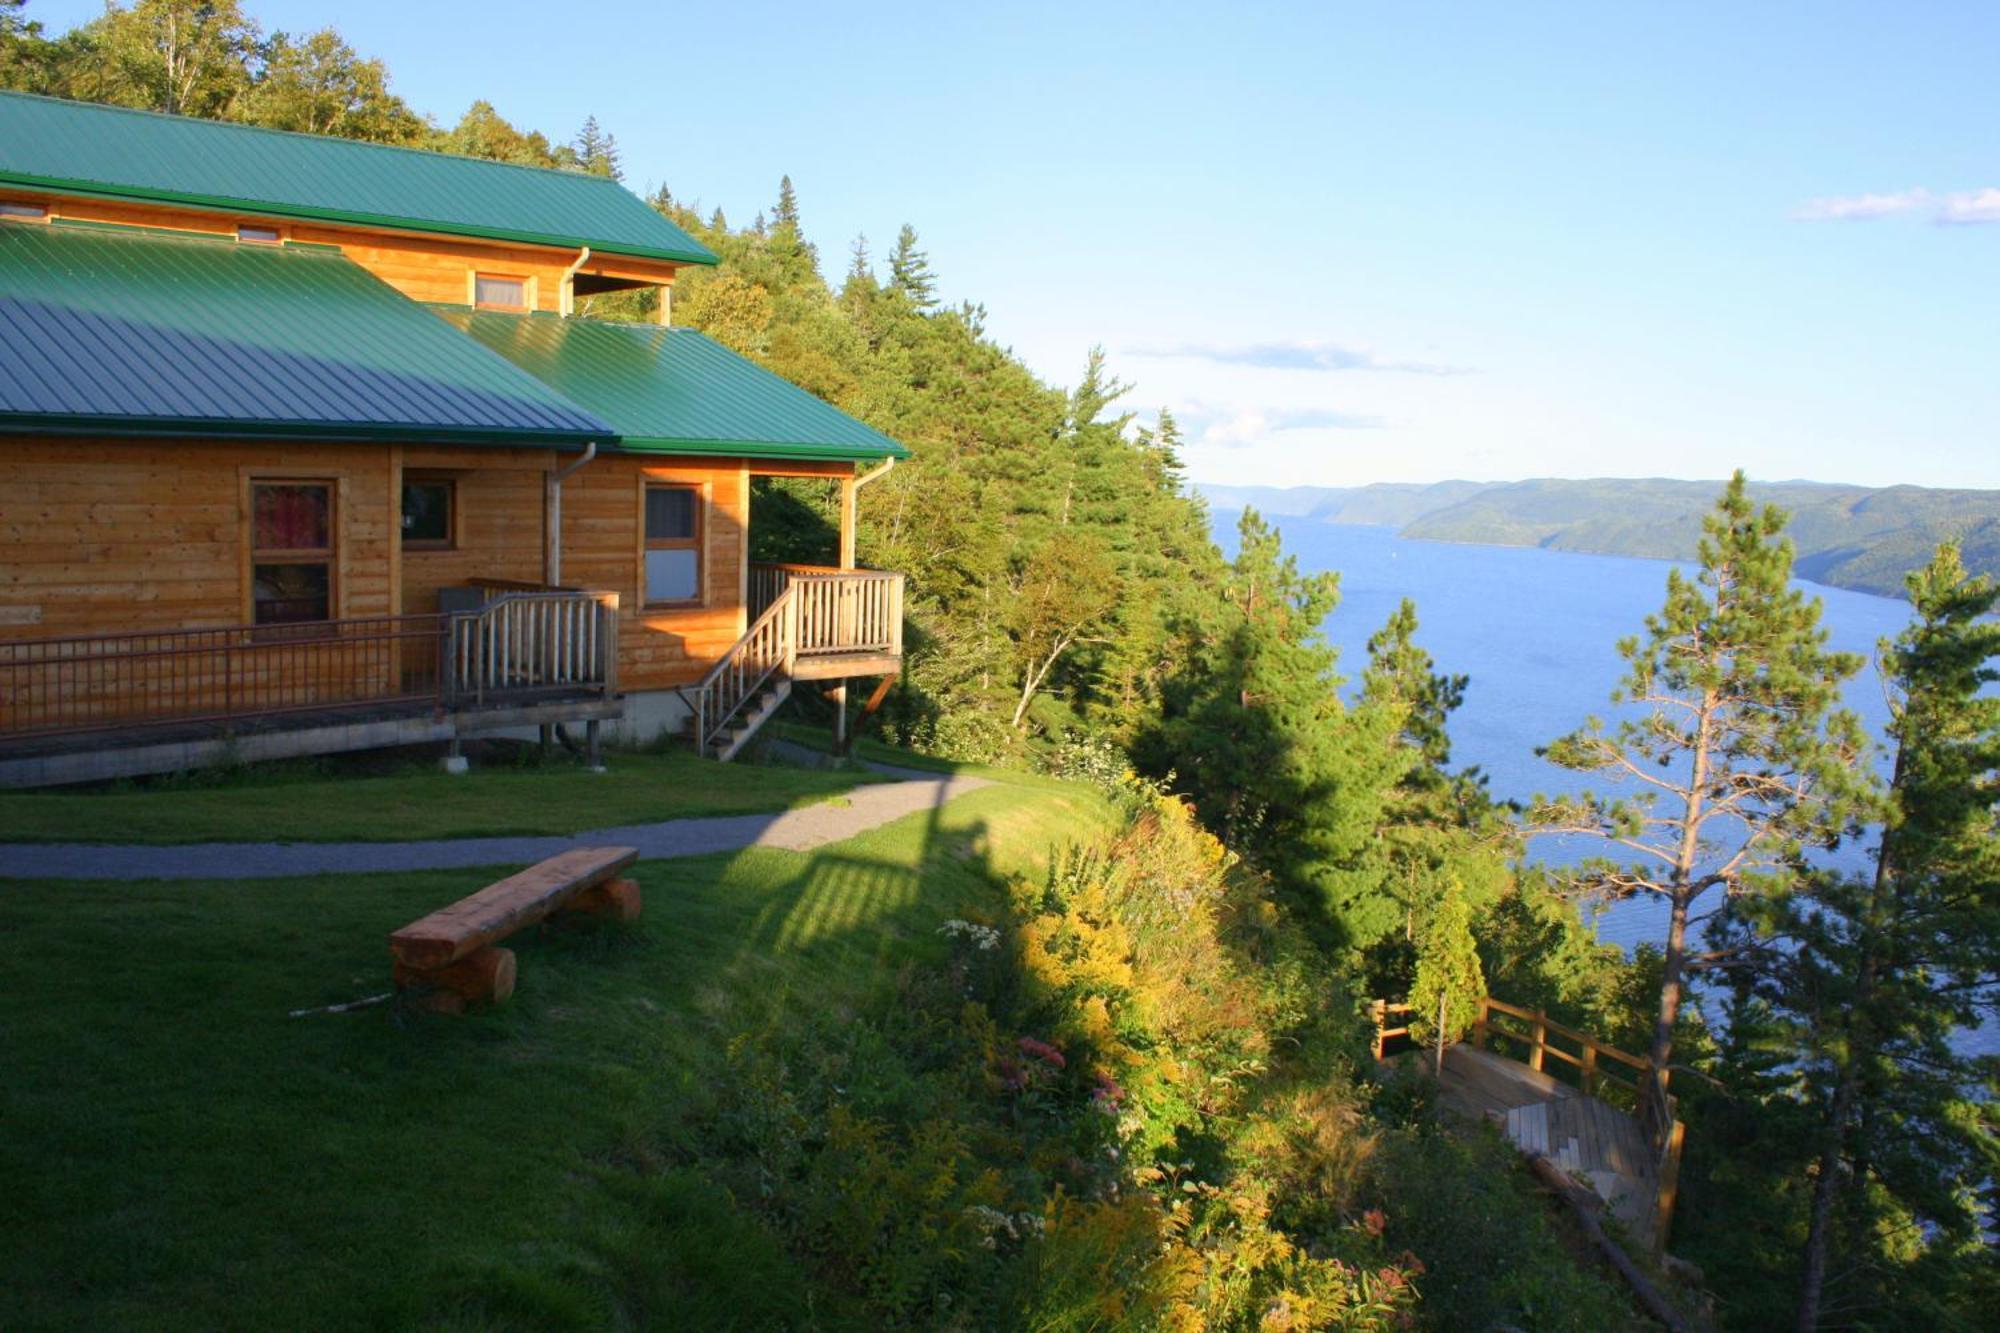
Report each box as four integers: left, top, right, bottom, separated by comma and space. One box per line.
1208, 513, 1991, 1045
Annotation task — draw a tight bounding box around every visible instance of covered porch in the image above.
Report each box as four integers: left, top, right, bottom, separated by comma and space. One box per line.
0, 587, 622, 788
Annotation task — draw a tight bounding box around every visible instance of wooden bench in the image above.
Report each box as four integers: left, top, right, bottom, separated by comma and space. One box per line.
388, 846, 641, 1012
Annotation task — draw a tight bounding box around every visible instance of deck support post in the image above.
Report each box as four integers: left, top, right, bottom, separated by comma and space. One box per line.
831, 681, 849, 754
584, 719, 604, 772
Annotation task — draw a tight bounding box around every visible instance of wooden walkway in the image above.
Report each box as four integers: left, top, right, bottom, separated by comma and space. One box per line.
1434, 1043, 1660, 1249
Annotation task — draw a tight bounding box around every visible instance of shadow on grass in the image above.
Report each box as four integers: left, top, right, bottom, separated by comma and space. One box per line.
0, 771, 1056, 1331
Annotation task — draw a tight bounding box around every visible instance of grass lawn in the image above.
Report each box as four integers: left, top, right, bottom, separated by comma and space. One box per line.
0, 778, 1115, 1330
0, 748, 880, 845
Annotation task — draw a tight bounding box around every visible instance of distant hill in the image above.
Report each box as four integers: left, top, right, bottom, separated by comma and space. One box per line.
1195, 477, 2000, 599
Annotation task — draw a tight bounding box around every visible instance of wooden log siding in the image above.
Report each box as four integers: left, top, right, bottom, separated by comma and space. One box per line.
2, 192, 681, 314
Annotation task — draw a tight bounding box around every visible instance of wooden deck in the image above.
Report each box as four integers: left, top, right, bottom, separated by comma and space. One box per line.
1434, 1043, 1661, 1249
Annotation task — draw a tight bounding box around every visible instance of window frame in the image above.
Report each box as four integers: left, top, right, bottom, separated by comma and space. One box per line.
236, 223, 283, 244
247, 478, 339, 627
399, 474, 458, 552
640, 480, 706, 609
0, 200, 49, 222
472, 271, 532, 311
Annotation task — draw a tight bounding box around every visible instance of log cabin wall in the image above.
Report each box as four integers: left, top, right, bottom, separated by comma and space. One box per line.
559, 454, 751, 691
394, 445, 556, 615
0, 190, 680, 312
0, 437, 396, 638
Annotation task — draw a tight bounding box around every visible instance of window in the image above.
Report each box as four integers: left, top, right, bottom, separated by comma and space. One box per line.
474, 273, 527, 310
400, 477, 455, 549
643, 484, 702, 604
0, 201, 47, 220
237, 224, 281, 244
251, 481, 335, 625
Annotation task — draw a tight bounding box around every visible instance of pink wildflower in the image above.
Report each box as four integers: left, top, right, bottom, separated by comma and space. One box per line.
1017, 1036, 1067, 1069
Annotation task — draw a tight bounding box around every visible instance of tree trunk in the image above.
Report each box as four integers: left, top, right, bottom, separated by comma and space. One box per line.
1796, 1070, 1857, 1331
1645, 889, 1690, 1144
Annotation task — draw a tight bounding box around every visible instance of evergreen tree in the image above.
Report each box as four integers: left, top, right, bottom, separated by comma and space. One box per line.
773, 174, 800, 229
1528, 473, 1871, 1143
573, 114, 621, 178
1359, 598, 1512, 991
1410, 882, 1486, 1074
1738, 542, 2000, 1330
1139, 509, 1407, 944
887, 223, 937, 307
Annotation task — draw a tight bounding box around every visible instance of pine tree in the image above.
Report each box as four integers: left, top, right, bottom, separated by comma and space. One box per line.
1139, 509, 1407, 943
1755, 542, 2000, 1330
773, 174, 800, 229
887, 223, 937, 307
573, 114, 621, 179
1529, 472, 1871, 1144
1410, 882, 1486, 1074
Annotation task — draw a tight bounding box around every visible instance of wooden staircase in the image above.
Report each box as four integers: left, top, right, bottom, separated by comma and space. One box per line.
692, 567, 903, 762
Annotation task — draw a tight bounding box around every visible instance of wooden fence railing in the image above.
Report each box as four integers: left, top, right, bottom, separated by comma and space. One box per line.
443, 590, 619, 707
0, 590, 619, 741
748, 563, 905, 659
693, 585, 797, 755
1370, 992, 1689, 1250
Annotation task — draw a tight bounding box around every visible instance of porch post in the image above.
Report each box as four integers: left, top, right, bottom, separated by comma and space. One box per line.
838, 473, 857, 571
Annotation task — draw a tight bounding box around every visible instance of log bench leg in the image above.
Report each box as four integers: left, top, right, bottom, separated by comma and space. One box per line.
560, 876, 642, 923
393, 945, 516, 1013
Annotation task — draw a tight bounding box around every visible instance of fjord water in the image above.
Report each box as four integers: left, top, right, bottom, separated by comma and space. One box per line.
1211, 512, 1963, 1037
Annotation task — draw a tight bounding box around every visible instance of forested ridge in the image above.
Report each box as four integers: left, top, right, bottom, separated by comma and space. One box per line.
6, 5, 1996, 1329
1201, 477, 2000, 599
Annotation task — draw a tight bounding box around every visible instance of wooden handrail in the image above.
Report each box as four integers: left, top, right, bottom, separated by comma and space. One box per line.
1372, 992, 1691, 1253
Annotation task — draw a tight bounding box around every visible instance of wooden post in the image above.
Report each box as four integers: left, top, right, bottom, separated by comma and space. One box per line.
1370, 999, 1386, 1061
832, 681, 848, 753
1652, 1119, 1686, 1255
1530, 1010, 1548, 1072
838, 474, 857, 571
1582, 1042, 1599, 1098
1472, 995, 1490, 1050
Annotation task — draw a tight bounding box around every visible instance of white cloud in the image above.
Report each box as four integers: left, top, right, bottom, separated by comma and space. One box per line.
1792, 188, 1933, 221
1793, 186, 2000, 225
1173, 402, 1385, 449
1938, 188, 2000, 224
1127, 338, 1469, 376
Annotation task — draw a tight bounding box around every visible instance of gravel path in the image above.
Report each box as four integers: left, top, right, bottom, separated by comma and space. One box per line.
0, 767, 991, 882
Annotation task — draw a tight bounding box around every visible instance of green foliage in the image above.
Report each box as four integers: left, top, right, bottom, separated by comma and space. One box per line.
1408, 884, 1484, 1053
1712, 540, 2000, 1329
1530, 472, 1872, 1125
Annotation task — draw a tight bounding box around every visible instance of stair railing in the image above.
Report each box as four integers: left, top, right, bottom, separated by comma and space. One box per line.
694, 585, 798, 755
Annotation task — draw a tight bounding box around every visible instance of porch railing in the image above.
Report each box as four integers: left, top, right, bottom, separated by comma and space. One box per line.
747, 563, 905, 658
0, 590, 619, 742
696, 566, 905, 757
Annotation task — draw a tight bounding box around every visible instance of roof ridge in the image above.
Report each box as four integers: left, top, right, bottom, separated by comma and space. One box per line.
0, 90, 637, 191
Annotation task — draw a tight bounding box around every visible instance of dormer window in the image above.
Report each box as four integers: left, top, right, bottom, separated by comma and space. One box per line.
237, 224, 281, 244
0, 201, 47, 221
474, 273, 527, 310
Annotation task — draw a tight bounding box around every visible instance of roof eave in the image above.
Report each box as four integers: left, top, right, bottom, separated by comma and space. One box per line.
610, 436, 911, 462
0, 412, 612, 447
0, 171, 721, 267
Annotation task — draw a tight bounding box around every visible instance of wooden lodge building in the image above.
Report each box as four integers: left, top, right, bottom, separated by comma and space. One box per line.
0, 91, 908, 786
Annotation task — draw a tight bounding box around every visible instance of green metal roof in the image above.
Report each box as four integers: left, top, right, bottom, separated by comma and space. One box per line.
0, 221, 613, 444
434, 309, 911, 462
0, 91, 717, 266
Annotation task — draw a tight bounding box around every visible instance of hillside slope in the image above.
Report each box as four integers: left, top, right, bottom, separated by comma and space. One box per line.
1198, 477, 2000, 598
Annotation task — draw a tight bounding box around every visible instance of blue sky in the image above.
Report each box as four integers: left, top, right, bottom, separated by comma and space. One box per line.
35, 1, 2000, 488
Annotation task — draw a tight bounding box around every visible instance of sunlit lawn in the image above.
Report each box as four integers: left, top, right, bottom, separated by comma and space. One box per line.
0, 747, 880, 844
0, 779, 1112, 1331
